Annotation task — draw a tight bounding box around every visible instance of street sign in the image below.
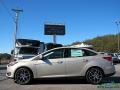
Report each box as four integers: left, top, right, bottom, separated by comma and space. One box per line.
44, 24, 65, 35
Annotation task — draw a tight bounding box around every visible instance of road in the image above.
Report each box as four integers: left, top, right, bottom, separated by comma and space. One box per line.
0, 64, 120, 90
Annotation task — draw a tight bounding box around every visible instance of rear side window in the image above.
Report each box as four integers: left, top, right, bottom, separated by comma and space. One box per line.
82, 49, 97, 56
71, 49, 83, 57
64, 48, 84, 58
64, 48, 97, 58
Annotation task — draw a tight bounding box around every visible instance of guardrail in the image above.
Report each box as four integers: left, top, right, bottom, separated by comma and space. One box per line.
0, 59, 11, 65
0, 64, 7, 70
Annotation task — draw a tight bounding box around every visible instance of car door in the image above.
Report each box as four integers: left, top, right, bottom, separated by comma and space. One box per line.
36, 48, 66, 78
65, 48, 89, 76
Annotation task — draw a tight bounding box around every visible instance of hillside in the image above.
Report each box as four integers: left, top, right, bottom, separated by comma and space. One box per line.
72, 34, 119, 53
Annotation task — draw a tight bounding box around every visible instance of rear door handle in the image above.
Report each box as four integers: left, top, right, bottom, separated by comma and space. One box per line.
57, 61, 63, 64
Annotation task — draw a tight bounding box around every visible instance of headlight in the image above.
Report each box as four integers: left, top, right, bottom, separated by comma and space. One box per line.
8, 61, 18, 67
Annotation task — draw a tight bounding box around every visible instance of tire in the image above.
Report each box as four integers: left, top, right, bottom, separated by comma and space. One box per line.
14, 68, 32, 85
85, 67, 103, 84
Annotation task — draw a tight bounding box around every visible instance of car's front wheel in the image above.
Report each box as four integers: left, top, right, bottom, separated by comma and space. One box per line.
14, 68, 32, 85
85, 67, 103, 84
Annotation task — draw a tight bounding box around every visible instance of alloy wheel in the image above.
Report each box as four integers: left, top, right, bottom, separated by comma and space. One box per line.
14, 68, 32, 85
86, 68, 103, 84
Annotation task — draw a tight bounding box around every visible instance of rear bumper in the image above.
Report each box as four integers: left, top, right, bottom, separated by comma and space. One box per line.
105, 71, 116, 77
103, 64, 116, 76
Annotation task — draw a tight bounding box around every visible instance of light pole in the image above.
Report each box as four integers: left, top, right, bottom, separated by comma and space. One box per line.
115, 21, 120, 52
12, 9, 23, 56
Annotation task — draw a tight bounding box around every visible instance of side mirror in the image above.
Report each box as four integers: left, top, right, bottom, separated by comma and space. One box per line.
43, 52, 54, 57
11, 50, 14, 55
36, 52, 54, 60
40, 52, 54, 60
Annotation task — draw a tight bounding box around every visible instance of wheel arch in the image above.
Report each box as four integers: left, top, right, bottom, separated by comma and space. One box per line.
14, 66, 34, 79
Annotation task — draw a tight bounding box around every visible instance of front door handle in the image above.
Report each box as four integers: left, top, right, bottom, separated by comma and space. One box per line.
57, 61, 63, 64
83, 59, 88, 62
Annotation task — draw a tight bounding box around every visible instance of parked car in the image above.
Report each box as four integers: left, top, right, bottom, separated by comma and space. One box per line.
107, 53, 120, 63
12, 39, 45, 60
117, 53, 120, 60
6, 47, 115, 85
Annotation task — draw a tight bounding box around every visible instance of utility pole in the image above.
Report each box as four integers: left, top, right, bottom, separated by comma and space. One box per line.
53, 35, 56, 44
12, 9, 23, 56
115, 20, 120, 52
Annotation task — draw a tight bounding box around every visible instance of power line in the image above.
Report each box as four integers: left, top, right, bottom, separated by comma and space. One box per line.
0, 0, 15, 22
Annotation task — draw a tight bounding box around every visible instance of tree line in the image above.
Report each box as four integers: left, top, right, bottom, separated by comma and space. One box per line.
72, 34, 119, 53
0, 53, 11, 60
0, 53, 11, 64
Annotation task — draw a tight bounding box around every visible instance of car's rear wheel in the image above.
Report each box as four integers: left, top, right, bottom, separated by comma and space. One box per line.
85, 67, 103, 84
14, 68, 32, 85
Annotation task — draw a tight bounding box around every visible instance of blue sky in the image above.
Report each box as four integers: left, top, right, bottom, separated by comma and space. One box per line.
0, 0, 120, 53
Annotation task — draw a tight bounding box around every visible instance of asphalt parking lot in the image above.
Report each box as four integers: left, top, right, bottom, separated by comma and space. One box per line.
0, 64, 120, 90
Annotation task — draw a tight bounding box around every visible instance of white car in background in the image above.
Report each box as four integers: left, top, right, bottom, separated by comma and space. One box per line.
117, 53, 120, 60
107, 53, 120, 63
6, 47, 115, 85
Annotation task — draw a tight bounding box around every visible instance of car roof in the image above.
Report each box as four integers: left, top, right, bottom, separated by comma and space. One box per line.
30, 46, 97, 61
43, 46, 97, 54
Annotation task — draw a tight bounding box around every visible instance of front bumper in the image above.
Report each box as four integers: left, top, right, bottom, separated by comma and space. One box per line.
6, 65, 15, 78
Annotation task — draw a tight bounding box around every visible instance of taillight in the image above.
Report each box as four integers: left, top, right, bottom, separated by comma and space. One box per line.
103, 56, 112, 62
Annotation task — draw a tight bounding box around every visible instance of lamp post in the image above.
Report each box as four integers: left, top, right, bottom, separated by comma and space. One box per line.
115, 21, 120, 52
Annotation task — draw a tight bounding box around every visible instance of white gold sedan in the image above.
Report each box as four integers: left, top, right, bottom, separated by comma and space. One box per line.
6, 47, 115, 85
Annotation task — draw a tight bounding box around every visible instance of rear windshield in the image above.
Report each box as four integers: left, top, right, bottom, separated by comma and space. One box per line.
19, 47, 38, 54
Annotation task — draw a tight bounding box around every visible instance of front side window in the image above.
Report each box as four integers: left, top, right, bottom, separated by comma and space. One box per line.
44, 49, 64, 59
